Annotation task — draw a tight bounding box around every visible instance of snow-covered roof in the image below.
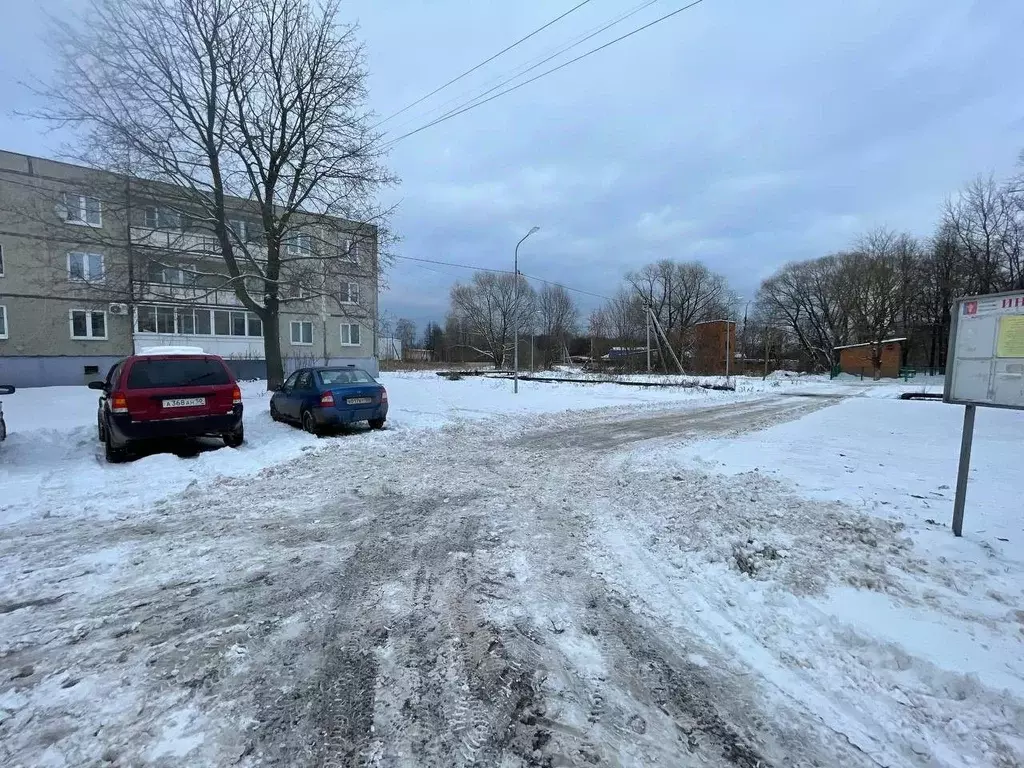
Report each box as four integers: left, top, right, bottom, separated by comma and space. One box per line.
137, 346, 207, 356
833, 338, 907, 351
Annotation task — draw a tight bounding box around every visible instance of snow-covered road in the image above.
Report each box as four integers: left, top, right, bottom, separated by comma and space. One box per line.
1, 379, 1021, 767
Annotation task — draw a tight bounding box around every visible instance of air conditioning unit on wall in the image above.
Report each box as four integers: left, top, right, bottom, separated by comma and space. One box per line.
109, 303, 129, 315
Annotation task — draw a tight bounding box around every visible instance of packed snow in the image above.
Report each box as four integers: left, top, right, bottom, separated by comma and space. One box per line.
1, 371, 1021, 766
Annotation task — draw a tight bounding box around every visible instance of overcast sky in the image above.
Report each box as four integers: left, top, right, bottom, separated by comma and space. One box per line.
3, 1, 1023, 333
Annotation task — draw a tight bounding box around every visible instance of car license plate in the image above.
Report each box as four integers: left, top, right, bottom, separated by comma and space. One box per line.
163, 397, 206, 408
347, 397, 373, 405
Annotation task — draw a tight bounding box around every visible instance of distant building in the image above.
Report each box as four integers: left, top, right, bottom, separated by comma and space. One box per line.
377, 336, 402, 361
834, 338, 906, 378
693, 320, 737, 375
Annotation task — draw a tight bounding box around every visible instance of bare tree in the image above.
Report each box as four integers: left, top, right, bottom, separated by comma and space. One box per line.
394, 318, 416, 359
536, 284, 578, 368
33, 0, 395, 387
943, 176, 1012, 295
449, 272, 535, 369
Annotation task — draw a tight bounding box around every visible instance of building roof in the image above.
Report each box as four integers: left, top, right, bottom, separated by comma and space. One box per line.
833, 337, 907, 351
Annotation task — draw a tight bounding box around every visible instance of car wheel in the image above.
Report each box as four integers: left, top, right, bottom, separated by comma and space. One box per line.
302, 410, 321, 436
368, 417, 386, 430
97, 416, 106, 443
104, 431, 127, 464
224, 425, 245, 448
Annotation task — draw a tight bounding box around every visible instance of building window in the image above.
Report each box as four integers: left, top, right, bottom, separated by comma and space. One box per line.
137, 306, 260, 336
62, 193, 102, 227
229, 219, 250, 243
68, 252, 105, 282
83, 365, 100, 375
0, 305, 7, 339
340, 281, 359, 304
340, 238, 360, 263
286, 232, 313, 255
0, 243, 5, 277
147, 261, 195, 285
70, 309, 107, 339
340, 322, 361, 346
144, 206, 181, 230
291, 320, 313, 345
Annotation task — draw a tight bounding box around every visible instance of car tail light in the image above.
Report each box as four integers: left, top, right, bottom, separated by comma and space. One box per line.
111, 394, 129, 414
232, 386, 242, 404
381, 388, 388, 402
320, 391, 335, 407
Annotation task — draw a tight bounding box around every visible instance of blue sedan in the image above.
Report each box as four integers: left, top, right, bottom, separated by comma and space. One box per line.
270, 367, 388, 435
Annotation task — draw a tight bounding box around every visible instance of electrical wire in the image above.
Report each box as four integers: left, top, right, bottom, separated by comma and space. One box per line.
374, 0, 595, 128
383, 0, 707, 149
380, 0, 663, 138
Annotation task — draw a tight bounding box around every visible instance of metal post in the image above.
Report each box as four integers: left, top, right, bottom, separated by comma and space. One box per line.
513, 226, 539, 394
951, 404, 976, 537
646, 304, 652, 373
513, 246, 519, 393
763, 326, 769, 380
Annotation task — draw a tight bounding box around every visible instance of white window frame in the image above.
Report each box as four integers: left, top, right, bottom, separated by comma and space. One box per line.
0, 242, 5, 277
67, 251, 105, 283
69, 309, 108, 340
340, 322, 361, 347
340, 238, 360, 263
229, 219, 249, 243
286, 232, 313, 256
62, 193, 102, 227
341, 281, 359, 305
290, 320, 313, 345
0, 305, 7, 339
147, 262, 195, 286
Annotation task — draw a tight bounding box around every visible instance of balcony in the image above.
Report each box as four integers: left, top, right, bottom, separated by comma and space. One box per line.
131, 227, 221, 256
137, 281, 245, 308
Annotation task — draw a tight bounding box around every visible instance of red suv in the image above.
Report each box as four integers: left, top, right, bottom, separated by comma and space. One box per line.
90, 350, 244, 463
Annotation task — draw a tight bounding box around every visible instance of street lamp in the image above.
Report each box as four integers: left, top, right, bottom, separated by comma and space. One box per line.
514, 226, 540, 394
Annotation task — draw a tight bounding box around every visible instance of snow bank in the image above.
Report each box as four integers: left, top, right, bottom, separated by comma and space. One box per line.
0, 372, 733, 524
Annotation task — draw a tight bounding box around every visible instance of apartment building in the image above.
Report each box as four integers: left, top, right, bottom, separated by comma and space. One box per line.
0, 150, 378, 387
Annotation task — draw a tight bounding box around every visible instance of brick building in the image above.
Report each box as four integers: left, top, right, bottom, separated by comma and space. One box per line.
834, 338, 906, 378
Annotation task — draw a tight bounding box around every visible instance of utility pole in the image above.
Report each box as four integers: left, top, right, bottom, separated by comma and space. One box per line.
646, 303, 652, 373
513, 226, 540, 394
763, 326, 770, 380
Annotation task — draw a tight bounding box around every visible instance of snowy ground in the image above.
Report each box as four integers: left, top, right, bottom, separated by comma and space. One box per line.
1, 373, 1021, 766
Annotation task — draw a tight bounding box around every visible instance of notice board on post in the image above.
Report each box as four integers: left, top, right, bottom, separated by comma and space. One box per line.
944, 290, 1024, 411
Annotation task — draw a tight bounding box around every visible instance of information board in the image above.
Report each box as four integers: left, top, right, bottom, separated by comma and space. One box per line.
944, 290, 1024, 410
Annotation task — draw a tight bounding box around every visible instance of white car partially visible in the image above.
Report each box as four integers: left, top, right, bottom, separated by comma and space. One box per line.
0, 384, 14, 442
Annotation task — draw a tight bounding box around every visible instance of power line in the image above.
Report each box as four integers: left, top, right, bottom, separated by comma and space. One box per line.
520, 272, 612, 301
392, 253, 516, 275
374, 0, 595, 128
384, 0, 707, 149
381, 0, 663, 138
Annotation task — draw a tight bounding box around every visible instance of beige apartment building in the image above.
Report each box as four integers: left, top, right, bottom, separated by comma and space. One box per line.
0, 150, 378, 387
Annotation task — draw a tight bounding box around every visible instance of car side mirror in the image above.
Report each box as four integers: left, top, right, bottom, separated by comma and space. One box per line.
87, 381, 106, 391
0, 385, 14, 396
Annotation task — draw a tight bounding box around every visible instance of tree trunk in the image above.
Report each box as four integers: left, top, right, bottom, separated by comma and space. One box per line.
263, 311, 285, 390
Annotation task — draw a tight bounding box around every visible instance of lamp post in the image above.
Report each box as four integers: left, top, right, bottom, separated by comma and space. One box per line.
514, 226, 540, 394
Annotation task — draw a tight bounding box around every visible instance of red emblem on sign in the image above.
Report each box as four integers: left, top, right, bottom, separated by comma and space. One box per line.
964, 301, 978, 316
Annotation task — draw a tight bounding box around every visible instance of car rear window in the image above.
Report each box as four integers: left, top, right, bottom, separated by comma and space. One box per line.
317, 369, 375, 385
126, 358, 231, 389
